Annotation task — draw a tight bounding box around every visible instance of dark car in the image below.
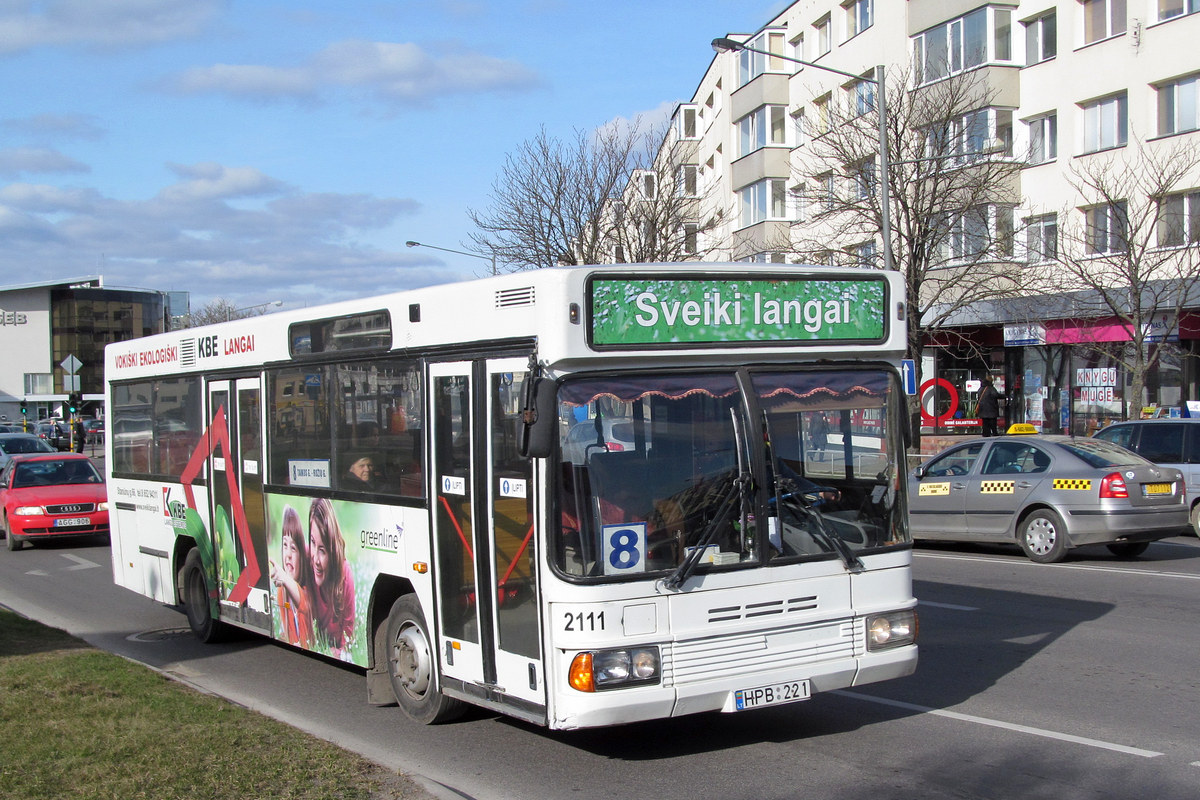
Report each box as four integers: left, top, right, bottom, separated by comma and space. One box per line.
33, 421, 70, 451
1092, 418, 1200, 534
0, 453, 108, 550
909, 435, 1189, 562
0, 432, 56, 469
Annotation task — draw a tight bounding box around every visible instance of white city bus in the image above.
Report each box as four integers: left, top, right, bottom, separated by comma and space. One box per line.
106, 264, 917, 729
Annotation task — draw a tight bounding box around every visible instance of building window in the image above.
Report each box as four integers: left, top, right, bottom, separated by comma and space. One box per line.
738, 105, 788, 157
1158, 190, 1200, 247
793, 183, 808, 222
819, 172, 836, 210
849, 240, 877, 267
849, 77, 875, 117
1082, 0, 1127, 45
790, 32, 804, 63
1159, 0, 1200, 21
914, 8, 988, 84
852, 158, 876, 201
791, 108, 806, 146
1082, 93, 1127, 153
1027, 214, 1058, 263
683, 223, 699, 255
739, 178, 789, 227
738, 30, 786, 86
926, 108, 1013, 165
844, 0, 873, 39
636, 171, 657, 200
1024, 11, 1057, 64
1085, 201, 1128, 254
677, 164, 698, 198
813, 93, 831, 136
815, 15, 831, 57
676, 105, 699, 139
1158, 74, 1199, 136
1026, 112, 1058, 164
24, 373, 53, 395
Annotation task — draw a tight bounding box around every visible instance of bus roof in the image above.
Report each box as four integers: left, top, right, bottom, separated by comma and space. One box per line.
105, 264, 906, 379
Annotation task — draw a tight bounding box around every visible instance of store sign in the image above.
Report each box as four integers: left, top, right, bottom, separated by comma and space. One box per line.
589, 276, 887, 347
0, 309, 29, 326
1076, 367, 1118, 403
1004, 324, 1045, 346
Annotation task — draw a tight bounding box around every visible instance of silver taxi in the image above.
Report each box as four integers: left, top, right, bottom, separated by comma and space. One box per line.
909, 435, 1189, 562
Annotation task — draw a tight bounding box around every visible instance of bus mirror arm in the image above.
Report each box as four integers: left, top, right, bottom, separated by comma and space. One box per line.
520, 376, 557, 458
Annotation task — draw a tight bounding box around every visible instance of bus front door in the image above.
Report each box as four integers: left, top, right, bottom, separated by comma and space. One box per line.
206, 377, 271, 633
429, 359, 545, 720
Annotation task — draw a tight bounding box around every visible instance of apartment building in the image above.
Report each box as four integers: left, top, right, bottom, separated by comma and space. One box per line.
657, 0, 1200, 435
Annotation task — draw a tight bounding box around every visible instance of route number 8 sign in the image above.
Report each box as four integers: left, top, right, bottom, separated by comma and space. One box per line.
601, 522, 647, 575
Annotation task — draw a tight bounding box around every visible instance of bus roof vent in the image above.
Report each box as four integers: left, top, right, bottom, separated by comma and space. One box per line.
495, 286, 535, 308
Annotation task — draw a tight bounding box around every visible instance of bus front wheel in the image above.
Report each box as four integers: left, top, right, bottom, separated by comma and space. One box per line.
385, 595, 465, 724
181, 549, 226, 643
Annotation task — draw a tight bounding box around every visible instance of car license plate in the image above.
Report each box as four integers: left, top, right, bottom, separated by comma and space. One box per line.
1143, 483, 1172, 496
734, 680, 810, 710
53, 517, 90, 527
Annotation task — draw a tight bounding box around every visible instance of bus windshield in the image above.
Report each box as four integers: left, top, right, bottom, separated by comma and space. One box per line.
553, 368, 908, 581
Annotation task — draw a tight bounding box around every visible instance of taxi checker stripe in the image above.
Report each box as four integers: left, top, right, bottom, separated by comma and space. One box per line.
1053, 478, 1093, 490
980, 481, 1014, 494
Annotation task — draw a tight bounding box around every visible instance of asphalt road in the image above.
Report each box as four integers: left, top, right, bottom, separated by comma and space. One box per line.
2, 529, 1198, 800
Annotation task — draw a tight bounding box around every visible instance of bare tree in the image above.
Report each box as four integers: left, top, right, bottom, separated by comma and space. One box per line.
1028, 139, 1200, 419
468, 120, 727, 271
779, 67, 1026, 443
176, 297, 275, 329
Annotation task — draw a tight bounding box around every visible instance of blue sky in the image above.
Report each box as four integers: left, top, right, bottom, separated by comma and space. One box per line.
0, 0, 781, 312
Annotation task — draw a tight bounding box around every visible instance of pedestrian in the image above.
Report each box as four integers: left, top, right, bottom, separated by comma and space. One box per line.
978, 374, 1000, 437
74, 417, 86, 453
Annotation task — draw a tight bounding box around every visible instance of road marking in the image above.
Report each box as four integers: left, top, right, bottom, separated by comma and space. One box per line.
915, 551, 1200, 581
919, 600, 979, 611
61, 553, 100, 571
835, 690, 1164, 758
24, 569, 49, 577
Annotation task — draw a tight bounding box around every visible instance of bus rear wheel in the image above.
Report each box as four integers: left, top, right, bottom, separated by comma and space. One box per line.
181, 549, 226, 643
385, 595, 465, 724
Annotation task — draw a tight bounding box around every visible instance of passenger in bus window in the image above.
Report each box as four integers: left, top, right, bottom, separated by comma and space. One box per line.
270, 505, 313, 648
342, 454, 379, 490
308, 498, 356, 657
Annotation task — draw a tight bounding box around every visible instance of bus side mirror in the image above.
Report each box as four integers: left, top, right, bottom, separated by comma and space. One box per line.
519, 377, 557, 458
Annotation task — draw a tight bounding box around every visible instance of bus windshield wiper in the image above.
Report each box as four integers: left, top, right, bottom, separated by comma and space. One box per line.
662, 471, 751, 591
776, 476, 864, 572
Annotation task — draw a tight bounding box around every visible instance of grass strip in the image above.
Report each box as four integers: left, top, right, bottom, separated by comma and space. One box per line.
0, 609, 425, 800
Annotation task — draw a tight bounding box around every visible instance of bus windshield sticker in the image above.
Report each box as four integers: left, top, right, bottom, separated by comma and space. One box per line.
601, 522, 648, 575
590, 277, 886, 347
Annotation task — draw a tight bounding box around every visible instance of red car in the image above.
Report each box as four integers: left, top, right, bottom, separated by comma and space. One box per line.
0, 453, 108, 551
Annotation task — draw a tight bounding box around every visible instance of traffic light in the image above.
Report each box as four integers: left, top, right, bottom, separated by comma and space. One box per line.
19, 399, 26, 416
68, 392, 80, 414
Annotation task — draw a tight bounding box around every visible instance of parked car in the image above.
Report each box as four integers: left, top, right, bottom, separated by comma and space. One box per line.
0, 452, 109, 550
82, 418, 105, 438
909, 434, 1189, 563
33, 420, 70, 451
1092, 418, 1200, 534
0, 432, 56, 469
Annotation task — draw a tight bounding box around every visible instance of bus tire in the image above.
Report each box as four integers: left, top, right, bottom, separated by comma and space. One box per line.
385, 595, 465, 724
182, 549, 226, 643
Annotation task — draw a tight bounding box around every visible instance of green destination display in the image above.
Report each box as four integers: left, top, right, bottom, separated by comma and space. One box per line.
590, 276, 887, 347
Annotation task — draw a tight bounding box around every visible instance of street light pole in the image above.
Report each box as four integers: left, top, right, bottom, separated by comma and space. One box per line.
711, 38, 894, 272
406, 240, 497, 276
227, 299, 283, 321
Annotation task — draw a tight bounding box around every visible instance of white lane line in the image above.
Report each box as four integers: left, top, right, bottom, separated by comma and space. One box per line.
834, 690, 1164, 759
919, 600, 979, 611
915, 552, 1200, 581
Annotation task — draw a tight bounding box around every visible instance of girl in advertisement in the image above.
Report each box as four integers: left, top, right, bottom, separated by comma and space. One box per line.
308, 497, 357, 657
270, 505, 313, 648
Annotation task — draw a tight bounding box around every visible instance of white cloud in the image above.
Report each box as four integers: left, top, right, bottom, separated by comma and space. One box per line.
168, 39, 541, 106
1, 113, 105, 141
0, 147, 89, 177
0, 164, 457, 307
0, 0, 223, 54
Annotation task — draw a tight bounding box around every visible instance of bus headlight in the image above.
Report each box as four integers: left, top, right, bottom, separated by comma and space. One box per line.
568, 646, 661, 692
866, 610, 917, 651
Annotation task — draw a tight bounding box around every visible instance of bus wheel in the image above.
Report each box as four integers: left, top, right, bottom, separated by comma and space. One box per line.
385, 595, 465, 724
1018, 510, 1068, 563
181, 549, 226, 643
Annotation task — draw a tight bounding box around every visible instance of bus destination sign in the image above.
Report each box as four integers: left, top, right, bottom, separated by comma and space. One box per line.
589, 276, 887, 347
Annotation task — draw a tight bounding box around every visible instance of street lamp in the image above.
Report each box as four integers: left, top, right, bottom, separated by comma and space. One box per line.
711, 37, 894, 272
406, 240, 497, 276
227, 299, 283, 321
